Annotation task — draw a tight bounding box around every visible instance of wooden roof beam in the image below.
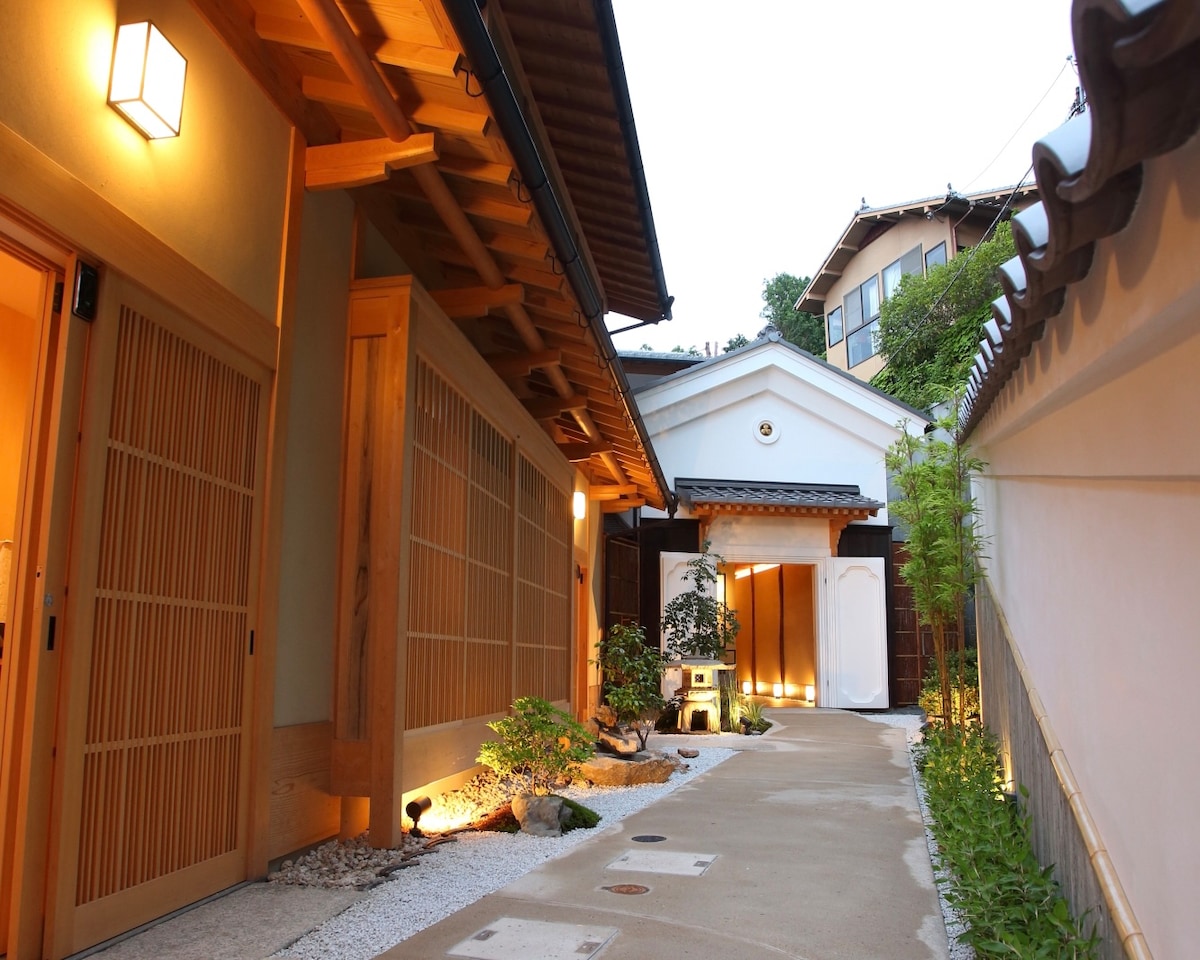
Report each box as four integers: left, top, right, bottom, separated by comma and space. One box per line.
556, 441, 611, 462
301, 76, 491, 137
306, 134, 438, 190
591, 483, 638, 500
292, 0, 638, 499
601, 498, 645, 513
255, 14, 463, 78
488, 348, 562, 378
523, 393, 588, 421
431, 283, 524, 319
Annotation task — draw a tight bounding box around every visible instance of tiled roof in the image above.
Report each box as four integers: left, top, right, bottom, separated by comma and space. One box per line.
961, 0, 1200, 435
675, 479, 884, 512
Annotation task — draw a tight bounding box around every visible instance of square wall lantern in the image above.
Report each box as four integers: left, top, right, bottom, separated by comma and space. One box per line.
572, 490, 587, 521
108, 22, 187, 139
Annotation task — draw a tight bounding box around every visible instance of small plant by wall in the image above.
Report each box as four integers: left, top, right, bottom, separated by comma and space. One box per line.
477, 696, 595, 795
593, 622, 666, 749
919, 649, 980, 724
916, 725, 1097, 958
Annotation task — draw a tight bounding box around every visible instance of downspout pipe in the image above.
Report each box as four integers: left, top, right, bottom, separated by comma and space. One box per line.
443, 0, 676, 515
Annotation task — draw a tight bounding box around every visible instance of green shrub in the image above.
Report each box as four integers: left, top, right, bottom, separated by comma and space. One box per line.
558, 796, 601, 832
477, 696, 595, 795
919, 648, 980, 724
739, 696, 770, 734
918, 725, 1097, 958
594, 622, 666, 749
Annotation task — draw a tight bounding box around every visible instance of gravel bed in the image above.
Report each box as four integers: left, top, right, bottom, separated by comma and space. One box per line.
271, 749, 734, 960
855, 711, 973, 960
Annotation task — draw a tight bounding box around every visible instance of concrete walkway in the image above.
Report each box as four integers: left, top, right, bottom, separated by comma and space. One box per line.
375, 709, 947, 960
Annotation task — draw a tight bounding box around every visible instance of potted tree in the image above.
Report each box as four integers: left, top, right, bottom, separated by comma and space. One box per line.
660, 544, 740, 661
594, 622, 667, 751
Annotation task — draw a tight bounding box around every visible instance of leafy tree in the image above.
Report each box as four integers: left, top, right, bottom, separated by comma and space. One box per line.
885, 397, 985, 734
477, 696, 595, 795
758, 272, 825, 358
873, 222, 1015, 410
661, 543, 740, 662
724, 333, 750, 352
670, 344, 703, 356
593, 622, 666, 750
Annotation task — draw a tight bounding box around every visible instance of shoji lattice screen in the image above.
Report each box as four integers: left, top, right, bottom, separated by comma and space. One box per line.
408, 359, 522, 728
406, 359, 570, 728
76, 304, 261, 905
516, 456, 571, 702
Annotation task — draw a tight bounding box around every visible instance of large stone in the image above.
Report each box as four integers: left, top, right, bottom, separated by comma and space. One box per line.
511, 794, 569, 837
578, 754, 676, 787
597, 728, 640, 756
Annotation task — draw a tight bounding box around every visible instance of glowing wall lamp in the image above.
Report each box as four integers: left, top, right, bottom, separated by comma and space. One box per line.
108, 22, 187, 139
572, 490, 587, 521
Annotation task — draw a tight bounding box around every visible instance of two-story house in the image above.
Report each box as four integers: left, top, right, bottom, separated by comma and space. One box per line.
797, 186, 1037, 381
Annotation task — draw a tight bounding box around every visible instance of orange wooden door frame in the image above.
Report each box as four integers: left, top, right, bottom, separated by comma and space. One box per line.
43, 275, 271, 958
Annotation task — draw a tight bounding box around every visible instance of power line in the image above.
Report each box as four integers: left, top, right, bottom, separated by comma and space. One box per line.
962, 58, 1072, 192
872, 171, 1032, 375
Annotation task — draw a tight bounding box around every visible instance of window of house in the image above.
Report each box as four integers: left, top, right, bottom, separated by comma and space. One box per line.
883, 245, 924, 300
925, 241, 947, 270
843, 275, 881, 366
827, 305, 843, 346
847, 319, 880, 367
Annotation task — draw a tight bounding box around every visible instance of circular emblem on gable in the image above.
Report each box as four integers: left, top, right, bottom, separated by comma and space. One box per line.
754, 419, 780, 444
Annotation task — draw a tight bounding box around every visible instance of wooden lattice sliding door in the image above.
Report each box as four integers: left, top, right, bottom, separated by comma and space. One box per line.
405, 359, 515, 728
403, 359, 571, 729
515, 455, 571, 703
48, 278, 269, 956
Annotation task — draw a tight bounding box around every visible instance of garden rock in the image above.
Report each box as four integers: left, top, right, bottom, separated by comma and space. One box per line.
578, 753, 676, 787
596, 728, 640, 756
677, 748, 699, 759
511, 794, 569, 837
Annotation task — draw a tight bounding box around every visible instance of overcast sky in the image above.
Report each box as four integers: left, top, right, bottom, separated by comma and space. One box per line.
606, 0, 1078, 354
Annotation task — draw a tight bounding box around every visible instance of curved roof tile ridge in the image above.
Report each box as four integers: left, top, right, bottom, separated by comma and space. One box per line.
960, 0, 1200, 436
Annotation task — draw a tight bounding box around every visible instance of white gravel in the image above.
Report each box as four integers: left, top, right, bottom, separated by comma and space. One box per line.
855, 711, 973, 960
271, 749, 734, 960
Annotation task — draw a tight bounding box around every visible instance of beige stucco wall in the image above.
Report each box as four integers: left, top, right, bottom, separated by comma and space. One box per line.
823, 217, 953, 378
972, 133, 1200, 960
0, 0, 289, 320
273, 191, 354, 726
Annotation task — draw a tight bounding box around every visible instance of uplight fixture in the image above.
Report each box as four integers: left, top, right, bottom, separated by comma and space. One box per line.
741, 680, 752, 695
772, 682, 784, 698
572, 490, 587, 520
108, 21, 187, 139
405, 795, 433, 837
804, 683, 815, 702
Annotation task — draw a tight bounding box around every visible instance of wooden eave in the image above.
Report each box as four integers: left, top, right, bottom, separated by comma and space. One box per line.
687, 503, 879, 522
193, 0, 669, 510
797, 185, 1039, 314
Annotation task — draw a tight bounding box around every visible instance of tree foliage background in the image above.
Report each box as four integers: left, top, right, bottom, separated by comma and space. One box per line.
758, 273, 825, 358
873, 223, 1015, 410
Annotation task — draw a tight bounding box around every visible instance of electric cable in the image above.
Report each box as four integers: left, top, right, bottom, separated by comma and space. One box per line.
962, 58, 1072, 192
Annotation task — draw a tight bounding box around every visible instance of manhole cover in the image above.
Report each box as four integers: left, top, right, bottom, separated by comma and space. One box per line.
631, 835, 666, 843
604, 883, 649, 895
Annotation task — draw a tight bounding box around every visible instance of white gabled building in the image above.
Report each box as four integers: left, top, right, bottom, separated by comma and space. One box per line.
631, 336, 926, 711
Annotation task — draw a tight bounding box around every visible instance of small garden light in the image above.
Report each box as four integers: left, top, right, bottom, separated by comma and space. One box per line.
405, 795, 432, 837
741, 680, 752, 695
805, 683, 815, 702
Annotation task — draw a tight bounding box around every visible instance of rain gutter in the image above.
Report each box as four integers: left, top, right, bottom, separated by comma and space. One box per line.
442, 0, 676, 514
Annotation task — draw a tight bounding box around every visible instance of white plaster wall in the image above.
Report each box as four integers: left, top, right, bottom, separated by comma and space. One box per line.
973, 133, 1200, 960
637, 342, 923, 524
0, 0, 290, 319
700, 514, 831, 560
273, 191, 353, 726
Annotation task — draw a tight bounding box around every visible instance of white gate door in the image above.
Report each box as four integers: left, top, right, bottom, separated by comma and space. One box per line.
828, 557, 888, 709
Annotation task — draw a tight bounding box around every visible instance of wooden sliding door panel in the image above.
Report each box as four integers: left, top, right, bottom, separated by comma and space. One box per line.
49, 278, 269, 957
